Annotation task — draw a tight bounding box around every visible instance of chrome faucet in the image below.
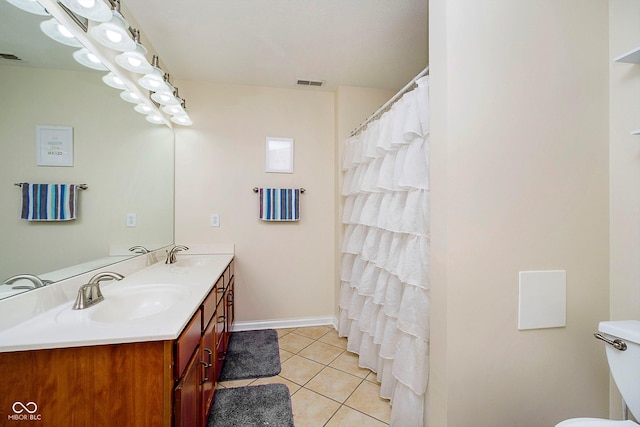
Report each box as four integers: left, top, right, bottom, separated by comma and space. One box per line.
3, 274, 53, 290
72, 272, 125, 310
165, 245, 189, 264
129, 245, 150, 254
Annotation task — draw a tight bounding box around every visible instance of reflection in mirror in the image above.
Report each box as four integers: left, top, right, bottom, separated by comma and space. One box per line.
0, 1, 175, 299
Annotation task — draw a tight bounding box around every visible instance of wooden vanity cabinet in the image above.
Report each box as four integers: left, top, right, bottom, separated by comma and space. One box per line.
173, 258, 235, 427
0, 258, 235, 427
0, 341, 174, 427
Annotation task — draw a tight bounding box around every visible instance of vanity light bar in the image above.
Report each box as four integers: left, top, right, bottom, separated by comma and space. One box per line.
7, 0, 192, 126
32, 0, 176, 127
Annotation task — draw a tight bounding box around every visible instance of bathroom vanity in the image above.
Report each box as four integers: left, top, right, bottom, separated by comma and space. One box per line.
0, 254, 235, 427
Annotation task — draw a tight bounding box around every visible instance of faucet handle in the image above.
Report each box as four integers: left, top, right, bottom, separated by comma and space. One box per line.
72, 284, 91, 310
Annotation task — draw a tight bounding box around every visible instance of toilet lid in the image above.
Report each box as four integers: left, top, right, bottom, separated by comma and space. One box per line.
555, 418, 640, 427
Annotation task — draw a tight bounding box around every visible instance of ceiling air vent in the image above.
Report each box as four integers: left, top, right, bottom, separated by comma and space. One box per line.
0, 53, 22, 61
297, 79, 325, 87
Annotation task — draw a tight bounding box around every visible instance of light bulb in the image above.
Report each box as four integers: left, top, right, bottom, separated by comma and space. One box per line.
171, 115, 193, 126
127, 57, 142, 67
162, 104, 185, 115
40, 18, 82, 47
57, 24, 73, 38
120, 90, 141, 104
87, 52, 100, 64
146, 114, 164, 124
73, 47, 107, 70
134, 104, 152, 114
59, 0, 111, 22
105, 29, 122, 43
102, 72, 126, 90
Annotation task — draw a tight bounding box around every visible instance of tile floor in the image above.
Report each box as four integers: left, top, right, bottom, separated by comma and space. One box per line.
217, 326, 391, 426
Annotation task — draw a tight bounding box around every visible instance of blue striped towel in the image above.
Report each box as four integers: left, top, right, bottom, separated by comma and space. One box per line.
259, 188, 300, 221
21, 184, 78, 221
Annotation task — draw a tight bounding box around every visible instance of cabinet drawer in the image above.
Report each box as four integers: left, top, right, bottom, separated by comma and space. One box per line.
175, 309, 202, 379
202, 276, 223, 331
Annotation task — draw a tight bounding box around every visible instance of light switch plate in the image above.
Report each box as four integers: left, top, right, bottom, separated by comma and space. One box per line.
126, 213, 136, 227
210, 213, 220, 227
518, 270, 566, 330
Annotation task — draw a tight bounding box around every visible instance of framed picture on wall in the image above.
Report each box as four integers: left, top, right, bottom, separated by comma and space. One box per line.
265, 137, 294, 173
36, 125, 73, 167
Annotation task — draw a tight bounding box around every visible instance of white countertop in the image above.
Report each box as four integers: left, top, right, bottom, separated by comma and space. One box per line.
0, 253, 233, 353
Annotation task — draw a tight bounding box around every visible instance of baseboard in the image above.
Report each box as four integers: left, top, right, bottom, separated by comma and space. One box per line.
232, 315, 338, 332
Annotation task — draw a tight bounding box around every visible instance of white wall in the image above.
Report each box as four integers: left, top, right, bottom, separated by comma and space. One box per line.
174, 82, 337, 324
608, 0, 640, 418
429, 1, 610, 426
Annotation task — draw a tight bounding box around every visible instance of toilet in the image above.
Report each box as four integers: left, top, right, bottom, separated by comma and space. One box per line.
556, 320, 640, 427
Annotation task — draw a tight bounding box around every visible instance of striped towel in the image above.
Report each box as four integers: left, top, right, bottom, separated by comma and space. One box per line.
21, 184, 78, 221
259, 188, 300, 221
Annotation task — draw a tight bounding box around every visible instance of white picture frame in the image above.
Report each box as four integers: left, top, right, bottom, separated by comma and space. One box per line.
265, 137, 294, 173
36, 125, 73, 167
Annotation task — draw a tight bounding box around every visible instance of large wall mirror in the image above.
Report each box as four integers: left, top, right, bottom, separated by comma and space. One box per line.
0, 1, 174, 299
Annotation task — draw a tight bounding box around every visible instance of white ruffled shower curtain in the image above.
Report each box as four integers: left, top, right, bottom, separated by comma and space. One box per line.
338, 75, 430, 427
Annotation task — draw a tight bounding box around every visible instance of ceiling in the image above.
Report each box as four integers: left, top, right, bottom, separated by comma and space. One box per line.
0, 0, 428, 92
122, 0, 428, 91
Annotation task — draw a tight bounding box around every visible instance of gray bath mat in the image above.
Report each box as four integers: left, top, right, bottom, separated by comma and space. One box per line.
219, 329, 281, 381
208, 383, 294, 427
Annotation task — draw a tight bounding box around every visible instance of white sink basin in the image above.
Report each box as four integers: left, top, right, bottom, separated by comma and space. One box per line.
90, 284, 190, 323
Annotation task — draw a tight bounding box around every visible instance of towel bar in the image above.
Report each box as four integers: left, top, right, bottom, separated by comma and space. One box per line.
253, 187, 305, 193
15, 183, 88, 190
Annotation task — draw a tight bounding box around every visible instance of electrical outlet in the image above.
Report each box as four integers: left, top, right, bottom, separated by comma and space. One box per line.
210, 213, 220, 227
126, 213, 137, 227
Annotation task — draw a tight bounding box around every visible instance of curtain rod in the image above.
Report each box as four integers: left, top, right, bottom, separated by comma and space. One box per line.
349, 66, 429, 137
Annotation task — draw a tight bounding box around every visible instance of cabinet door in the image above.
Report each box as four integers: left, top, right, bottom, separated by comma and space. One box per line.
214, 299, 226, 380
174, 348, 202, 427
203, 277, 223, 328
175, 309, 202, 380
201, 314, 216, 423
225, 277, 235, 348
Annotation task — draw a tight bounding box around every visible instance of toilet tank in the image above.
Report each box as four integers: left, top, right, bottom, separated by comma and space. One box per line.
599, 320, 640, 421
